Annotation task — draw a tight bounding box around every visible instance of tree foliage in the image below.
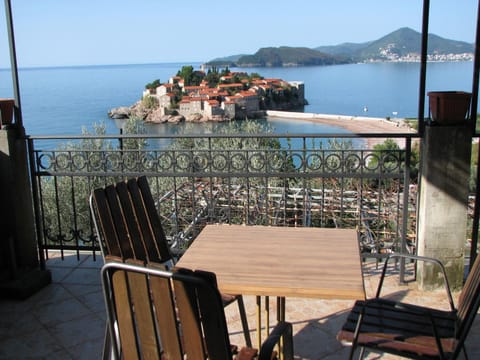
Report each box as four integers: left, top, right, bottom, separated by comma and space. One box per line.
176, 65, 205, 86
39, 119, 147, 247
145, 79, 161, 90
142, 95, 159, 109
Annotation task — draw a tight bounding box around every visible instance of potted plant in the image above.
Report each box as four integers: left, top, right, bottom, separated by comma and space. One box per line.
0, 98, 15, 128
427, 91, 471, 125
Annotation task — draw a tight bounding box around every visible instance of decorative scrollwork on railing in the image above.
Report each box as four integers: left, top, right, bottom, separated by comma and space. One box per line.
34, 148, 405, 178
43, 227, 93, 247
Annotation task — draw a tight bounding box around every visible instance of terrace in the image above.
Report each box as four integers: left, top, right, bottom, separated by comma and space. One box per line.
2, 0, 480, 358
1, 251, 480, 359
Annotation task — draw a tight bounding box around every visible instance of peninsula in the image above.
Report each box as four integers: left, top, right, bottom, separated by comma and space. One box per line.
108, 66, 306, 123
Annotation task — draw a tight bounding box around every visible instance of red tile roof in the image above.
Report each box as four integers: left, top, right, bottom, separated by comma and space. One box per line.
218, 83, 244, 88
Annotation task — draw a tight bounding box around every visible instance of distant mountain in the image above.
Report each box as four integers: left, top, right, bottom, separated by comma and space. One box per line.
207, 54, 247, 67
236, 47, 349, 67
315, 27, 474, 62
206, 47, 349, 67
206, 27, 474, 67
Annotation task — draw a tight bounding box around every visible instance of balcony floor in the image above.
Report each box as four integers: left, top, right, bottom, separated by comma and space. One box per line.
1, 252, 479, 359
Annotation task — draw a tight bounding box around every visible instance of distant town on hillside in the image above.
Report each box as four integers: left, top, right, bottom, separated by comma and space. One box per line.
206, 27, 474, 67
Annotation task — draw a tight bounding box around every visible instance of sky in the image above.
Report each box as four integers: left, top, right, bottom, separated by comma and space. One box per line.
0, 0, 478, 68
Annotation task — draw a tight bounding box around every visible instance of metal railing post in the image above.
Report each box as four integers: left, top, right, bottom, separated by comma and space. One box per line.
400, 138, 412, 283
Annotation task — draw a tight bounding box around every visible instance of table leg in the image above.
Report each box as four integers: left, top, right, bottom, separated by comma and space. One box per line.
277, 296, 286, 321
265, 296, 270, 337
256, 296, 261, 350
276, 297, 286, 360
256, 296, 284, 352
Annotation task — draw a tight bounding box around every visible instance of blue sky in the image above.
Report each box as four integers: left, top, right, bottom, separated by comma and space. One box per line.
0, 0, 478, 68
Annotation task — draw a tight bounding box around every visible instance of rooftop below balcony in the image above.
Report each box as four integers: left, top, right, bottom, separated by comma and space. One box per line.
1, 251, 479, 359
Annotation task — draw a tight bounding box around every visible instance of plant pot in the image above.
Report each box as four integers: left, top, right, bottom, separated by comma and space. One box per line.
427, 91, 471, 125
0, 98, 15, 128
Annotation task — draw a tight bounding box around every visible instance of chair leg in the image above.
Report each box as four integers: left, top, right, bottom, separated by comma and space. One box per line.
348, 342, 356, 360
463, 344, 469, 360
358, 346, 366, 359
103, 323, 113, 360
237, 295, 252, 348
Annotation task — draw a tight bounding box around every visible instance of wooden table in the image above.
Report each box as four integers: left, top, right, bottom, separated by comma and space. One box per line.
176, 224, 365, 348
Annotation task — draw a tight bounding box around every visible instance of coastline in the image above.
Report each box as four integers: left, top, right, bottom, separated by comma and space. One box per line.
266, 110, 416, 148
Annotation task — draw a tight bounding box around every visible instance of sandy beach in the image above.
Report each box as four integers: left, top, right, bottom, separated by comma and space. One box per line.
266, 111, 416, 148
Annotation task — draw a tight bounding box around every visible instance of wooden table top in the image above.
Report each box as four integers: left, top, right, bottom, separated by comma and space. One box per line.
176, 224, 365, 300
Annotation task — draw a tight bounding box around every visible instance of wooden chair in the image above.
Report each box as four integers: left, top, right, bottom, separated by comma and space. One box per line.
101, 257, 294, 360
337, 253, 480, 359
90, 176, 252, 349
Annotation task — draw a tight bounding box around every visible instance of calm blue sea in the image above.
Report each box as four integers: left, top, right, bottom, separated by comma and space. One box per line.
0, 61, 475, 136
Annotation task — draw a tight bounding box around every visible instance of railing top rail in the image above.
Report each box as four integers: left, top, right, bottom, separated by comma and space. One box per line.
26, 132, 419, 140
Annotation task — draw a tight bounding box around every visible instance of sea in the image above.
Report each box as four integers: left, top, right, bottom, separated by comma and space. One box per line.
0, 61, 475, 136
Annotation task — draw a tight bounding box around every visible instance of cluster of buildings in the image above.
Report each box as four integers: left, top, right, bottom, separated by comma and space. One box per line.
142, 71, 305, 121
377, 43, 474, 62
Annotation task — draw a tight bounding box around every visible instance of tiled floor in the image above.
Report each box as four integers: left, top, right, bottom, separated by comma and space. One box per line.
1, 252, 479, 359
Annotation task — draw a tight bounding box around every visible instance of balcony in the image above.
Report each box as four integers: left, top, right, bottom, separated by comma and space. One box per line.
2, 1, 480, 355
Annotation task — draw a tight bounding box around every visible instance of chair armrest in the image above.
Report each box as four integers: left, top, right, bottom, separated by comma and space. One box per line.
258, 321, 294, 360
376, 254, 455, 310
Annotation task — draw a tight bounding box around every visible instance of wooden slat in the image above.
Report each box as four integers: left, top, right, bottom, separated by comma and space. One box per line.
191, 270, 232, 358
92, 188, 122, 257
115, 181, 147, 260
111, 269, 139, 359
127, 178, 162, 263
338, 330, 456, 358
148, 263, 183, 360
173, 274, 206, 360
105, 185, 134, 259
125, 259, 161, 359
458, 253, 480, 327
137, 176, 172, 262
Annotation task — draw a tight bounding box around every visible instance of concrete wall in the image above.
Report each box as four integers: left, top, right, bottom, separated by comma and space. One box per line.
417, 125, 472, 289
0, 128, 38, 269
0, 127, 51, 298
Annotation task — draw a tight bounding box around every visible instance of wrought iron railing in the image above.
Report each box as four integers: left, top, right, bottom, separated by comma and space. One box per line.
27, 132, 417, 262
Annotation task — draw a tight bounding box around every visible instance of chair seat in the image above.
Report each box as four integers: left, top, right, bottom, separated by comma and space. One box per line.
337, 298, 458, 358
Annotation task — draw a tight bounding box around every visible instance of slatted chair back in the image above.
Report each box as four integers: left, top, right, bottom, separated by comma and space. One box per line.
90, 176, 172, 265
91, 176, 253, 349
102, 258, 234, 360
454, 254, 480, 353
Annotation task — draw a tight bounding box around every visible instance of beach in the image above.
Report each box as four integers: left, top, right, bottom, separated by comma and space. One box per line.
266, 111, 416, 148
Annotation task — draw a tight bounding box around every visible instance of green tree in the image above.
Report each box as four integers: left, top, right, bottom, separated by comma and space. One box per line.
369, 139, 401, 171
177, 66, 205, 86
177, 66, 194, 86
220, 66, 231, 77
205, 69, 220, 88
145, 79, 161, 90
249, 72, 263, 81
142, 95, 159, 109
39, 119, 148, 248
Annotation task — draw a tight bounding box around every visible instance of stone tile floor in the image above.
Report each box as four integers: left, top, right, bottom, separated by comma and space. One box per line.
1, 251, 479, 359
